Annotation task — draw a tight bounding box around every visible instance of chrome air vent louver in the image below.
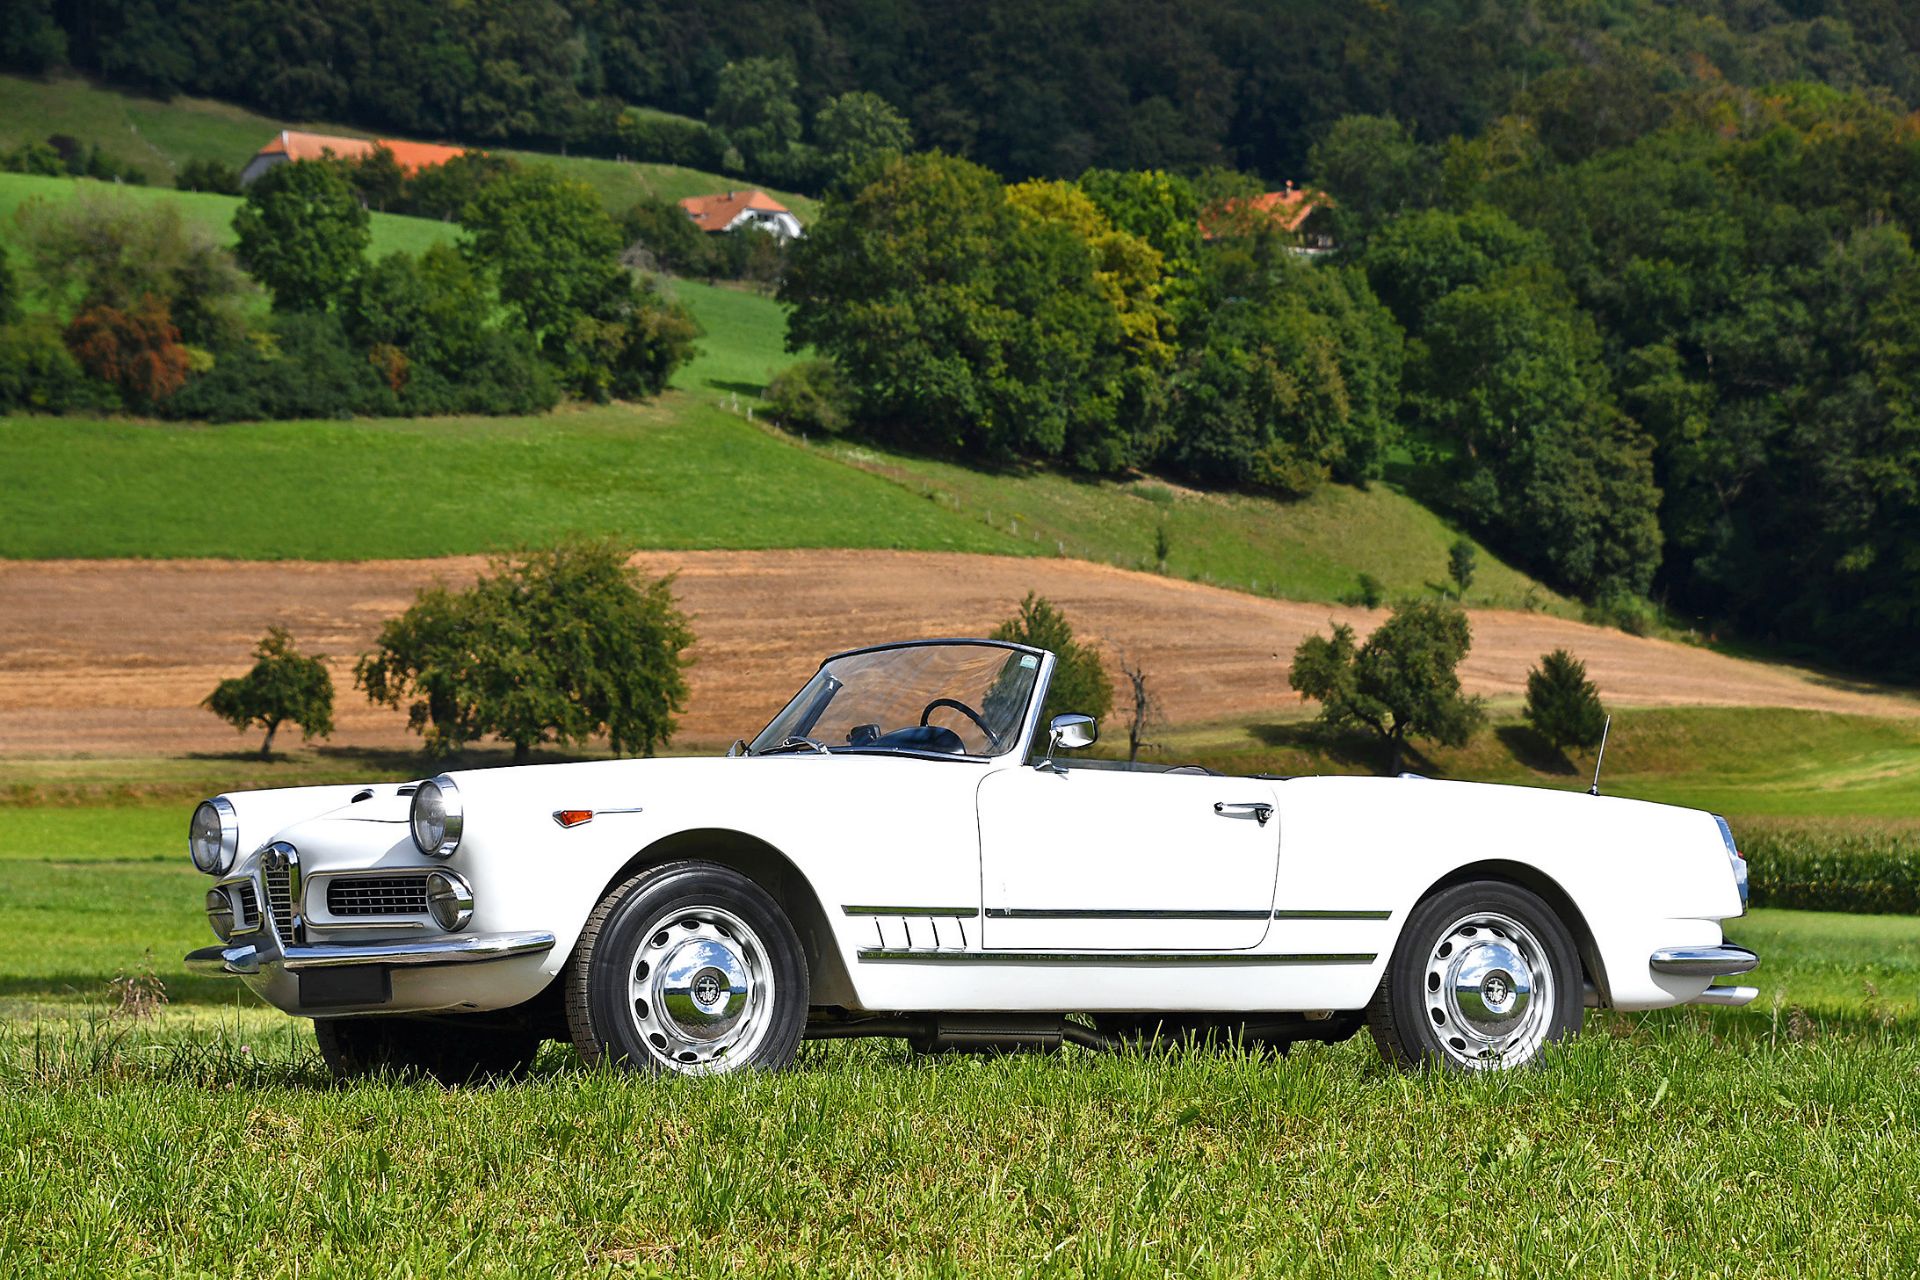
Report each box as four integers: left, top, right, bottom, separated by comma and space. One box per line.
233, 881, 262, 933
327, 874, 432, 917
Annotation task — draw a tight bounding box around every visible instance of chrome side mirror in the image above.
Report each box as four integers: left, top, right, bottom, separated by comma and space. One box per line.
1050, 713, 1097, 750
1037, 713, 1097, 772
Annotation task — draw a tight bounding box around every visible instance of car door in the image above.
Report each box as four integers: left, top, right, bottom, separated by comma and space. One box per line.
975, 765, 1281, 951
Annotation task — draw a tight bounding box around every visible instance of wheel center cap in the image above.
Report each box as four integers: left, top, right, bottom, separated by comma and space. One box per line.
1483, 971, 1513, 1012
692, 967, 728, 1009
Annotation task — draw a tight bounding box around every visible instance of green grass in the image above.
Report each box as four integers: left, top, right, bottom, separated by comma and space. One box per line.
1, 890, 1916, 1274
0, 171, 459, 263
0, 72, 813, 218
666, 278, 802, 397
0, 400, 1020, 559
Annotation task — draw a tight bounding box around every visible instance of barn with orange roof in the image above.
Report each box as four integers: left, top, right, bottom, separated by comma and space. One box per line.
240, 131, 473, 187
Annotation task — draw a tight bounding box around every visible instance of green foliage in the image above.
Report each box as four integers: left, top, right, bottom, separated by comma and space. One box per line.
232, 160, 370, 313
163, 312, 391, 422
391, 151, 516, 221
1289, 601, 1486, 773
0, 242, 13, 326
1447, 538, 1476, 596
356, 541, 694, 763
1523, 649, 1606, 753
708, 58, 805, 182
1307, 116, 1436, 249
1169, 250, 1402, 495
174, 158, 239, 195
619, 195, 709, 275
764, 358, 851, 435
1350, 572, 1386, 610
202, 626, 334, 759
15, 185, 255, 347
784, 152, 1167, 470
1360, 206, 1551, 331
463, 166, 696, 400
1744, 827, 1920, 915
814, 91, 913, 190
990, 593, 1113, 732
0, 317, 115, 413
0, 0, 66, 72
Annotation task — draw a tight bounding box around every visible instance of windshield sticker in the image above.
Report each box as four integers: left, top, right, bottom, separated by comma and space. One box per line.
1019, 655, 1038, 669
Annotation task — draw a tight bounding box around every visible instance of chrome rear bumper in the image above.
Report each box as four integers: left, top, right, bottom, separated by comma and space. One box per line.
1651, 943, 1760, 1008
1650, 944, 1759, 977
185, 930, 556, 977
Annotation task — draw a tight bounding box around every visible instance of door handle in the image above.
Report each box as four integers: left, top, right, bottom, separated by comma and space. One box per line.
1213, 801, 1274, 827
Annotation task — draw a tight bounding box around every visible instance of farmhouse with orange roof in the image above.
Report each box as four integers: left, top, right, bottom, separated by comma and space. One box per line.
678, 189, 804, 240
240, 130, 472, 187
1198, 181, 1334, 252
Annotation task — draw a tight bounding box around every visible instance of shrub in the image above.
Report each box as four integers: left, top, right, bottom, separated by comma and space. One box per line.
164, 313, 391, 422
1447, 538, 1476, 596
765, 359, 851, 435
176, 158, 240, 194
203, 626, 334, 759
64, 296, 191, 407
1523, 648, 1606, 752
0, 319, 118, 413
356, 541, 695, 763
990, 593, 1113, 732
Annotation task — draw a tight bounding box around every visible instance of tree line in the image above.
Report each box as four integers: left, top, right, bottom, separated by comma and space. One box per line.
0, 156, 696, 419
11, 1, 1920, 190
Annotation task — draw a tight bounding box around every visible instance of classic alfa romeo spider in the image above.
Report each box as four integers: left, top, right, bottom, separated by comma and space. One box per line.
185, 638, 1757, 1078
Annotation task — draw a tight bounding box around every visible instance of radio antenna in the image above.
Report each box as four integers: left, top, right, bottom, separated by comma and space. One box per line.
1588, 715, 1612, 797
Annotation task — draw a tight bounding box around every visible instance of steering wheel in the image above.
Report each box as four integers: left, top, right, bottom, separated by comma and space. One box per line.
919, 697, 1002, 750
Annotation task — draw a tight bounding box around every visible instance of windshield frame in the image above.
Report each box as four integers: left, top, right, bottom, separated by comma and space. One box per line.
748, 638, 1056, 763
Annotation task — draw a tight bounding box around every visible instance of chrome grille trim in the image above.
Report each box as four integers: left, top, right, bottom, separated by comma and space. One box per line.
234, 882, 262, 933
326, 874, 432, 917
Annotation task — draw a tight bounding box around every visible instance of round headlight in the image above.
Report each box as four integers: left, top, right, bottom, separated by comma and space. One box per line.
424, 869, 474, 932
410, 776, 463, 857
189, 797, 239, 875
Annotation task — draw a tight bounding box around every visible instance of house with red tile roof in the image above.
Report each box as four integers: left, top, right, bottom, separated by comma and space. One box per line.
678, 190, 804, 240
240, 131, 473, 187
1198, 181, 1334, 252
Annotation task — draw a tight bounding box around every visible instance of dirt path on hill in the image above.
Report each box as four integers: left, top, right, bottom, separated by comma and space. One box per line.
0, 551, 1909, 757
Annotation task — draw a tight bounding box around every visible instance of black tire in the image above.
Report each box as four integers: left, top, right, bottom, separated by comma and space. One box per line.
565, 860, 809, 1074
314, 1014, 543, 1084
1367, 879, 1583, 1071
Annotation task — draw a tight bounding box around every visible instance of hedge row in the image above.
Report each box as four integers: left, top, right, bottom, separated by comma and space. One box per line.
1743, 827, 1920, 916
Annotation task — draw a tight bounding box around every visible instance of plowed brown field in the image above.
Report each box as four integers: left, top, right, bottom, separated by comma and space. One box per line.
1, 552, 1909, 756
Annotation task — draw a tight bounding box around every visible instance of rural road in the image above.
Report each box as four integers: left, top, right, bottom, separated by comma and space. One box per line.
1, 551, 1909, 756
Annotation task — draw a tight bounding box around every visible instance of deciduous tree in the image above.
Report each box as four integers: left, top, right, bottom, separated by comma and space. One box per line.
204, 626, 335, 759
990, 593, 1113, 734
1524, 648, 1607, 754
233, 160, 370, 313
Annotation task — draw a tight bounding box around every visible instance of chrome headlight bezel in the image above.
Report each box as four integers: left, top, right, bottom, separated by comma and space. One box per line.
190, 797, 240, 876
410, 775, 464, 858
424, 868, 475, 932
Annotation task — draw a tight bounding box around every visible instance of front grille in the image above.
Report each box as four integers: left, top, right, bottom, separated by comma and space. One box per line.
263, 862, 297, 941
327, 874, 431, 917
234, 881, 261, 933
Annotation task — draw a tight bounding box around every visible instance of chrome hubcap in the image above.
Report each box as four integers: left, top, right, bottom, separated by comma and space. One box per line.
626, 906, 773, 1073
1424, 911, 1553, 1069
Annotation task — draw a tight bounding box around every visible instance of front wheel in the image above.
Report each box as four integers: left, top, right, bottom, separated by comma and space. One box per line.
1367, 879, 1582, 1071
565, 861, 809, 1075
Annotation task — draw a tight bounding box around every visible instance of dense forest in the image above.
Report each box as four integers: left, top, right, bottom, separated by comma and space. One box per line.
8, 1, 1920, 183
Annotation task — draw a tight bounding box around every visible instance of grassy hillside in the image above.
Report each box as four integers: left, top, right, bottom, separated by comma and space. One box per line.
0, 73, 814, 218
0, 172, 457, 263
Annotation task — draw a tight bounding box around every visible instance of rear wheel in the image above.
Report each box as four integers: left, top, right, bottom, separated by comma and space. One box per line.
1367, 879, 1582, 1071
565, 861, 808, 1075
313, 1014, 543, 1084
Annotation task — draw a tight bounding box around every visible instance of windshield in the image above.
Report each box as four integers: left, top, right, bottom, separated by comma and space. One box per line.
749, 643, 1044, 758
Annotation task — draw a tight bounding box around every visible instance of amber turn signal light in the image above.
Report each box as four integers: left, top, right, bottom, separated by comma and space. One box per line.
552, 809, 594, 828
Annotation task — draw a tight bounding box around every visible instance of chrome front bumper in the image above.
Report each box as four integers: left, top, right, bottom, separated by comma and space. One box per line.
185, 930, 557, 977
1651, 943, 1760, 1007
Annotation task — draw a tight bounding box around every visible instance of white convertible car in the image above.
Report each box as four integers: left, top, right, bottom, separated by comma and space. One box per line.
186, 638, 1757, 1079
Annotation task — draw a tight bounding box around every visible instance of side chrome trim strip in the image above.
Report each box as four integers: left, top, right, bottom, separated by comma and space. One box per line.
1649, 944, 1760, 977
985, 907, 1270, 921
843, 905, 981, 918
1273, 909, 1393, 920
856, 949, 1376, 965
